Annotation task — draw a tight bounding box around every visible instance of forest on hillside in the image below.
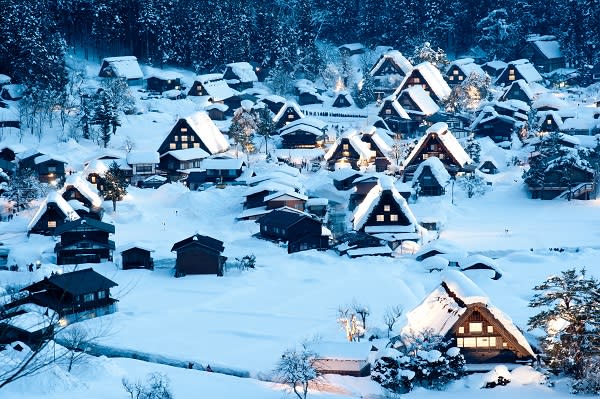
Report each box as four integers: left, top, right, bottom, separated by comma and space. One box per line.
0, 0, 599, 103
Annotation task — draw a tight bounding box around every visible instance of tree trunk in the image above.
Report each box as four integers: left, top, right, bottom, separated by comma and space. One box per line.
112, 199, 117, 212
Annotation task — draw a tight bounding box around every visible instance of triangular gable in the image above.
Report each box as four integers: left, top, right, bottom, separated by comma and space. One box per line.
273, 102, 305, 129
404, 122, 472, 168
397, 86, 440, 116
370, 50, 413, 77
378, 97, 410, 120
394, 62, 451, 103
158, 112, 229, 155
28, 192, 80, 232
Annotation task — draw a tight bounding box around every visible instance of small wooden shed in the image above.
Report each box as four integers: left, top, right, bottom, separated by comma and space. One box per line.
118, 243, 155, 270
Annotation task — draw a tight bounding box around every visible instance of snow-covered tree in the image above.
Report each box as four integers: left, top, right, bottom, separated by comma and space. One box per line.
252, 106, 276, 159
410, 42, 449, 69
273, 345, 318, 399
458, 172, 489, 198
528, 268, 600, 391
98, 161, 128, 212
91, 91, 119, 148
229, 107, 257, 161
2, 167, 47, 211
465, 135, 481, 164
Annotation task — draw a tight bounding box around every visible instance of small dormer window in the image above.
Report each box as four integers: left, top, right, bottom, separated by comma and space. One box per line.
181, 127, 188, 133
384, 205, 391, 212
453, 69, 459, 75
48, 220, 57, 228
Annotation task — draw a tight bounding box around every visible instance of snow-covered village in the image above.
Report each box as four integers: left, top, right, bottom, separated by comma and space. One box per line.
1, 1, 600, 398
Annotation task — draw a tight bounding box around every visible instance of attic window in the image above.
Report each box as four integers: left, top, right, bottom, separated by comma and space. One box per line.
181, 143, 189, 149
181, 128, 188, 133
390, 214, 399, 222
287, 114, 294, 120
384, 205, 391, 212
547, 118, 552, 125
453, 70, 459, 75
469, 322, 483, 333
385, 109, 392, 114
458, 76, 463, 81
487, 325, 494, 333
343, 144, 349, 150
193, 143, 200, 148
458, 326, 464, 334
181, 135, 188, 141
170, 143, 176, 150
449, 76, 454, 81
376, 215, 384, 222
48, 220, 57, 228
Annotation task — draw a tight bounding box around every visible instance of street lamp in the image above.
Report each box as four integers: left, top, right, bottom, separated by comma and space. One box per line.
447, 165, 459, 205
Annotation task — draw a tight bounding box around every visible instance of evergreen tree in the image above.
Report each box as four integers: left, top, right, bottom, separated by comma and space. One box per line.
98, 161, 128, 212
2, 167, 47, 211
465, 135, 481, 164
92, 91, 118, 148
253, 107, 276, 160
229, 107, 256, 161
529, 268, 600, 389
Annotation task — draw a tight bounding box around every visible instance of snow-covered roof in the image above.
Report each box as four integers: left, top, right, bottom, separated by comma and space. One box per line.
414, 239, 468, 261
338, 43, 366, 52
324, 131, 374, 162
530, 38, 563, 60
404, 122, 472, 168
306, 197, 328, 207
400, 85, 440, 116
61, 174, 103, 208
27, 191, 80, 231
273, 101, 305, 124
449, 58, 486, 78
34, 154, 67, 165
203, 79, 239, 102
225, 62, 258, 83
263, 191, 308, 203
561, 117, 597, 132
330, 167, 362, 181
352, 176, 419, 232
183, 112, 230, 154
100, 56, 143, 80
2, 84, 25, 99
3, 311, 54, 333
532, 93, 568, 110
279, 116, 328, 136
402, 270, 535, 358
0, 106, 19, 122
117, 242, 155, 253
503, 60, 543, 84
205, 103, 229, 112
201, 158, 244, 170
195, 73, 223, 83
126, 151, 159, 165
397, 62, 451, 101
243, 181, 294, 198
504, 79, 535, 101
0, 74, 10, 85
370, 50, 413, 76
412, 156, 451, 186
144, 174, 167, 183
162, 147, 211, 161
143, 66, 183, 80
484, 60, 508, 71
379, 96, 410, 119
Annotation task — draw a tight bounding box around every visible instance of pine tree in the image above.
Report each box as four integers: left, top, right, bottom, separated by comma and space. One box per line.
2, 167, 47, 211
253, 107, 275, 160
229, 107, 256, 161
529, 268, 600, 387
465, 135, 481, 164
98, 161, 128, 212
92, 91, 116, 148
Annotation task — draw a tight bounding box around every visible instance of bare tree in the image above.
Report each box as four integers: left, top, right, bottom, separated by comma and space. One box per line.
273, 345, 318, 399
353, 302, 370, 335
337, 305, 363, 342
55, 321, 112, 372
122, 372, 173, 399
383, 305, 403, 338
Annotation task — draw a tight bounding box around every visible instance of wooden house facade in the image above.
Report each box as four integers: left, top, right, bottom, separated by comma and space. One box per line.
325, 133, 374, 171
445, 58, 486, 86
159, 148, 210, 176
527, 156, 595, 200
53, 218, 115, 265
495, 60, 543, 86
264, 191, 307, 211
18, 268, 118, 324
394, 62, 451, 104
520, 36, 565, 73
377, 97, 413, 134
171, 234, 226, 277
126, 151, 160, 186
257, 209, 330, 253
202, 158, 245, 182
332, 92, 353, 108
32, 155, 66, 184
412, 158, 450, 196
145, 71, 182, 94
369, 50, 413, 99
403, 271, 535, 364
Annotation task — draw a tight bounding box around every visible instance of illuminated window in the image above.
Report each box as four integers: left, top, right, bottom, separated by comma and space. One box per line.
457, 338, 463, 346
503, 342, 508, 347
385, 108, 392, 114
181, 127, 188, 133
487, 325, 494, 333
489, 337, 497, 346
449, 76, 454, 81
509, 75, 516, 81
453, 69, 459, 75
390, 214, 399, 222
169, 143, 176, 150
48, 220, 57, 228
458, 326, 464, 334
458, 75, 463, 81
287, 113, 294, 120
193, 143, 200, 148
509, 69, 515, 75
181, 143, 189, 149
190, 135, 195, 141
376, 215, 385, 222
476, 337, 490, 347
463, 337, 477, 347
181, 136, 188, 142
174, 136, 179, 141
90, 175, 96, 183
469, 322, 483, 333
384, 205, 391, 212
343, 144, 349, 150
547, 119, 552, 125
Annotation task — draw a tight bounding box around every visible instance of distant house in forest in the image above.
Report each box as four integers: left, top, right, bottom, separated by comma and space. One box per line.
98, 56, 144, 86
171, 234, 226, 277
402, 270, 536, 364
145, 68, 183, 94
223, 62, 258, 91
18, 268, 118, 325
520, 35, 565, 74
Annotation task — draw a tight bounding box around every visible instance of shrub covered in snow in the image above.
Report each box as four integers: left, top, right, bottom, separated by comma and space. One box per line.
481, 365, 511, 388
371, 331, 466, 394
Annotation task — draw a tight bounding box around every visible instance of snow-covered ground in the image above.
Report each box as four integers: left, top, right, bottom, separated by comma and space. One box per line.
1, 55, 598, 398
